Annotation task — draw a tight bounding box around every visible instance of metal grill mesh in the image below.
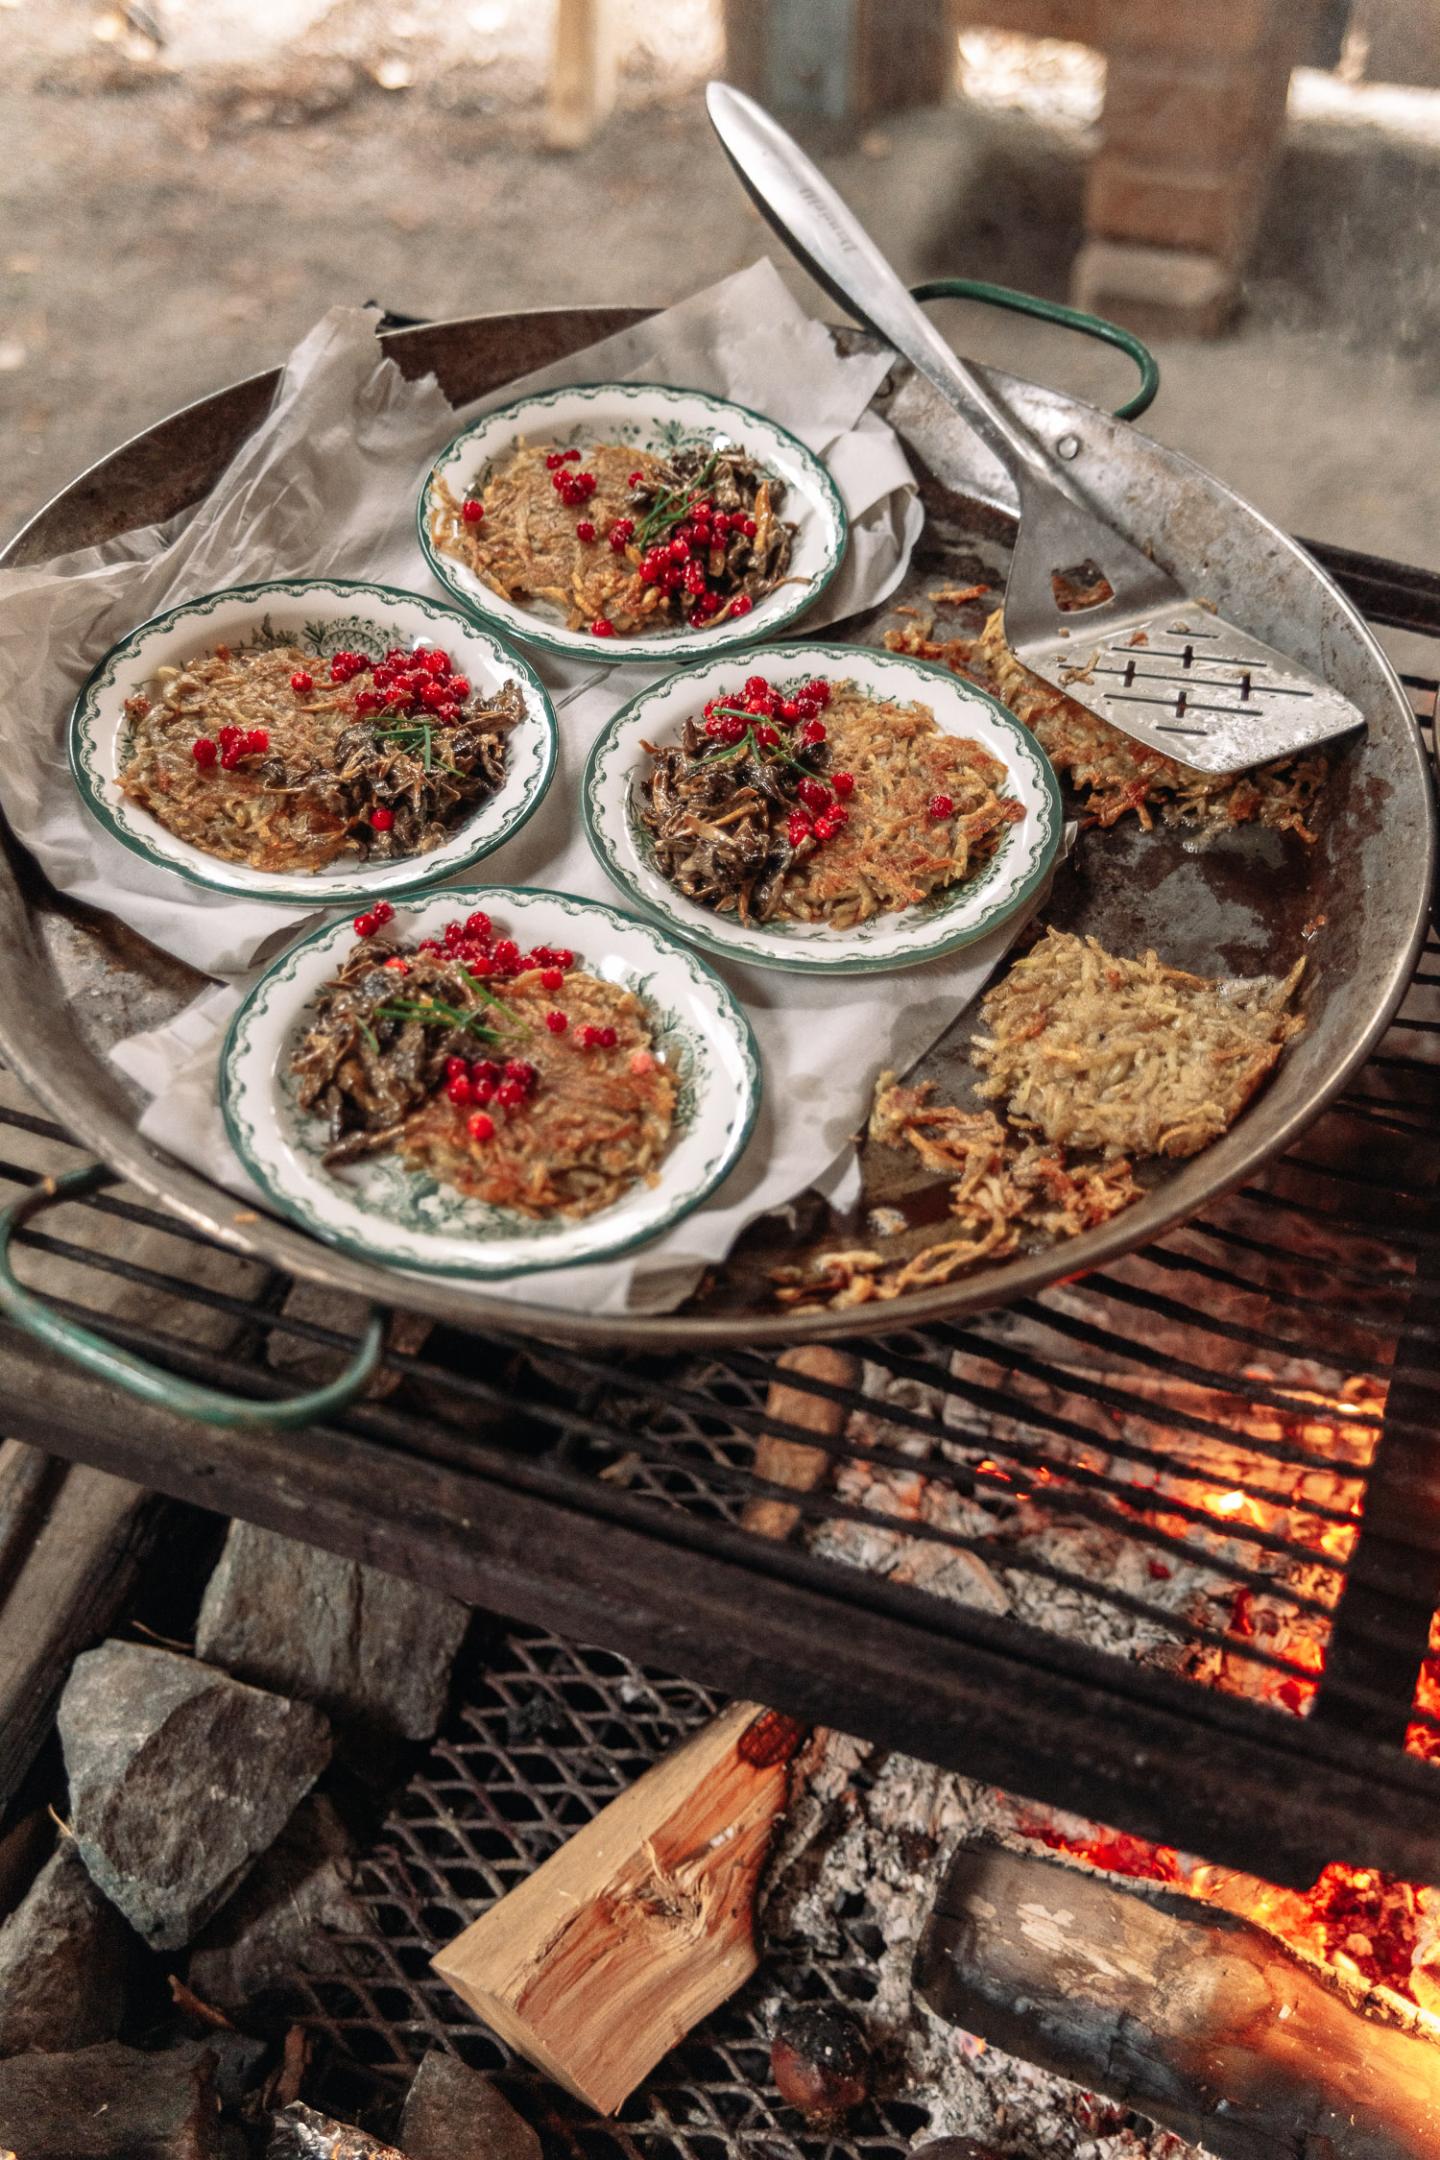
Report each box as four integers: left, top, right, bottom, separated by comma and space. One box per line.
281, 1622, 926, 2156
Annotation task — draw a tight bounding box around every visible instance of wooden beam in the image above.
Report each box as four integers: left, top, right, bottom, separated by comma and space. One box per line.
916, 1841, 1440, 2160
432, 1699, 804, 2114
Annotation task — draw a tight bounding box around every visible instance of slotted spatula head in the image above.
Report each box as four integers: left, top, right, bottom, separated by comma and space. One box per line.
1000, 484, 1366, 775
704, 78, 1367, 779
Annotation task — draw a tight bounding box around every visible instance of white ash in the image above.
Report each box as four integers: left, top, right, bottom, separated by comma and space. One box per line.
762, 1733, 1200, 2160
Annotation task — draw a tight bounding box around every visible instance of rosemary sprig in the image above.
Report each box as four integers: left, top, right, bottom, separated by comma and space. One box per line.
698, 717, 818, 778
636, 451, 722, 548
373, 996, 505, 1045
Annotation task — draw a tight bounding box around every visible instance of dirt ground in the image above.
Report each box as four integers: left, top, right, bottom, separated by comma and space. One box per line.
5, 0, 1440, 576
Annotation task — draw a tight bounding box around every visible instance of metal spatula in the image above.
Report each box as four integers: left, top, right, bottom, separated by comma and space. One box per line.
705, 81, 1365, 778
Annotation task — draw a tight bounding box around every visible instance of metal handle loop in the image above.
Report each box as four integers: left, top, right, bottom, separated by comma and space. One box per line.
909, 279, 1161, 423
0, 1164, 385, 1430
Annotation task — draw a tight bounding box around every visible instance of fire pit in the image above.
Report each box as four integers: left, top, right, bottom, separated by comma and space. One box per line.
0, 310, 1438, 2155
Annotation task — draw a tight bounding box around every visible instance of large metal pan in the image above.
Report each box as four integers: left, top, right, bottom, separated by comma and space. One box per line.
0, 306, 1431, 1349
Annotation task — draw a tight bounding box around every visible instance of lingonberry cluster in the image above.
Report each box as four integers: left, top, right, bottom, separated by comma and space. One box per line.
350, 900, 396, 940
550, 455, 598, 511
337, 647, 473, 727
625, 489, 757, 631
697, 675, 856, 851
445, 1056, 538, 1112
700, 672, 832, 745
192, 724, 269, 771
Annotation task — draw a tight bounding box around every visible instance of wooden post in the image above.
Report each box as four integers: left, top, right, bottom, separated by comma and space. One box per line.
547, 0, 618, 152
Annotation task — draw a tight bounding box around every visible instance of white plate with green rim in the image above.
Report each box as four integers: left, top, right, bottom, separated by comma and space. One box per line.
582, 643, 1063, 976
70, 578, 557, 907
220, 886, 762, 1279
416, 381, 848, 666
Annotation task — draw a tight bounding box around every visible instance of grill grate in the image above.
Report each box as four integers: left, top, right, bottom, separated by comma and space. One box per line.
0, 558, 1435, 1890
279, 1619, 933, 2153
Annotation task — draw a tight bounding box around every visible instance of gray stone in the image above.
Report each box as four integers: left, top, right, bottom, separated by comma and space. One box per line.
0, 1838, 131, 2055
266, 2101, 406, 2158
195, 1521, 468, 1757
400, 2053, 541, 2160
189, 1796, 369, 2014
58, 1640, 331, 1951
0, 2038, 221, 2158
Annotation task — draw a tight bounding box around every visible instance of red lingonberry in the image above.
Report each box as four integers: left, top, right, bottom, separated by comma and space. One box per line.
447, 1074, 473, 1106
462, 498, 485, 524
472, 1077, 495, 1106
355, 689, 384, 716
598, 1025, 617, 1048
731, 594, 753, 616
721, 715, 746, 743
370, 807, 395, 832
802, 718, 827, 745
472, 1059, 501, 1086
492, 938, 521, 973
465, 911, 492, 940
447, 676, 470, 701
742, 516, 758, 538
928, 793, 955, 819
383, 956, 409, 973
290, 670, 313, 695
423, 649, 451, 675
668, 535, 689, 562
192, 738, 217, 767
627, 469, 644, 487
755, 724, 780, 748
445, 1056, 467, 1080
590, 618, 616, 637
353, 912, 378, 937
578, 1024, 603, 1048
575, 520, 596, 543
744, 676, 769, 696
545, 452, 564, 470
684, 564, 707, 595
798, 777, 831, 812
505, 1059, 537, 1087
809, 679, 832, 706
831, 771, 855, 797
778, 699, 800, 723
813, 816, 836, 841
541, 967, 564, 992
563, 448, 582, 463
827, 803, 850, 827
786, 813, 810, 848
467, 1111, 495, 1142
372, 901, 394, 925
545, 1009, 568, 1034
496, 1079, 525, 1109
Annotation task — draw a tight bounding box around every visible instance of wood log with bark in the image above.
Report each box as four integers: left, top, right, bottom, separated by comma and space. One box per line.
915, 1840, 1440, 2160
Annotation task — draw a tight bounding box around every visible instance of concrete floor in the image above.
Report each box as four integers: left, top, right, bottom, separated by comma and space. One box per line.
4, 5, 1440, 579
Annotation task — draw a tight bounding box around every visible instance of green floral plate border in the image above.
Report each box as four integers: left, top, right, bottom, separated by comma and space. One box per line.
416, 381, 848, 665
70, 578, 558, 906
582, 642, 1064, 976
220, 885, 762, 1279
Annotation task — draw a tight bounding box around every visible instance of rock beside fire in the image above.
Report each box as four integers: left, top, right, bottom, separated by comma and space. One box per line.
57, 1640, 332, 1950
399, 2051, 541, 2160
0, 2037, 221, 2157
196, 1522, 468, 1759
0, 1838, 131, 2055
188, 1796, 368, 2015
266, 2100, 406, 2157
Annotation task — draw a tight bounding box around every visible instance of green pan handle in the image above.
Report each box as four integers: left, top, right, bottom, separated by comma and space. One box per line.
0, 1163, 385, 1430
909, 278, 1160, 423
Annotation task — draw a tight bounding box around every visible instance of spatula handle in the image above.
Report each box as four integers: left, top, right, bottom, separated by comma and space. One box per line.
704, 82, 1063, 500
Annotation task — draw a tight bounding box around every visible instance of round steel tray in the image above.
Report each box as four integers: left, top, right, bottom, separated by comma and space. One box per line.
0, 305, 1432, 1348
